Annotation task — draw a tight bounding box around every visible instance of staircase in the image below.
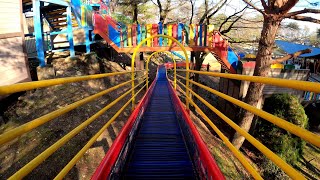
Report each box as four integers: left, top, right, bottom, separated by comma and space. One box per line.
41, 4, 78, 31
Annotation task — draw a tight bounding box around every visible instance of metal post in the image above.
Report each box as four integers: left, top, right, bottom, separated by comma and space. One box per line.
67, 6, 75, 57
33, 0, 45, 67
85, 27, 91, 53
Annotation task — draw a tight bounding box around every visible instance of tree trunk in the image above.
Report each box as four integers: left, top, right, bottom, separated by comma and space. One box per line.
189, 0, 194, 24
231, 16, 281, 149
133, 3, 138, 23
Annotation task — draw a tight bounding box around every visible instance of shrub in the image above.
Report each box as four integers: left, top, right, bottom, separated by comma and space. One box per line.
255, 94, 308, 178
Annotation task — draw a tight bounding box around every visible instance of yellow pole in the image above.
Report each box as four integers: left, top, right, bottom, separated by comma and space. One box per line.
8, 80, 147, 180
0, 71, 134, 96
176, 79, 305, 179
146, 50, 177, 90
131, 35, 189, 110
0, 78, 142, 146
54, 84, 147, 180
179, 70, 320, 94
176, 74, 320, 148
188, 86, 305, 179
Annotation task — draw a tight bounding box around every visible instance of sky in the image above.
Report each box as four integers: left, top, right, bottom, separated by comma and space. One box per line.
194, 0, 320, 33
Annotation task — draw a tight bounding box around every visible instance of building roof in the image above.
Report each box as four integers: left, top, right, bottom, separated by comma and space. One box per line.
275, 40, 320, 58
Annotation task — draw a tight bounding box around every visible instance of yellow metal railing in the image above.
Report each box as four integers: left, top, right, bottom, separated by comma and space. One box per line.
170, 68, 320, 180
3, 33, 318, 179
1, 35, 186, 179
146, 50, 177, 89
131, 35, 190, 109
0, 69, 147, 179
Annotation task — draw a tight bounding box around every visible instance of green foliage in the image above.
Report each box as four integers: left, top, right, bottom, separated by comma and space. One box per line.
285, 22, 300, 30
255, 94, 308, 178
112, 13, 133, 24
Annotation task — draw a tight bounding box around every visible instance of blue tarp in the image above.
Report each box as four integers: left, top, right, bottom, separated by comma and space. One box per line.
275, 40, 320, 58
171, 51, 187, 60
227, 47, 239, 70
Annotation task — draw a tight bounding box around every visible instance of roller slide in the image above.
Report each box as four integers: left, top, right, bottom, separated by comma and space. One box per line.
92, 66, 225, 179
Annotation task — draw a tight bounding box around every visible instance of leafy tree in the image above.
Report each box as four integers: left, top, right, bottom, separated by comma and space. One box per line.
232, 0, 319, 149
255, 94, 308, 178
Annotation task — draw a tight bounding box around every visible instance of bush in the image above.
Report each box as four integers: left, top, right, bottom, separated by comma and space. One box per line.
255, 94, 308, 179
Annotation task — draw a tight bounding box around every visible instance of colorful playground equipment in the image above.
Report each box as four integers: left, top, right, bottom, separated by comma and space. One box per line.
93, 12, 239, 73
1, 35, 320, 179
23, 0, 240, 73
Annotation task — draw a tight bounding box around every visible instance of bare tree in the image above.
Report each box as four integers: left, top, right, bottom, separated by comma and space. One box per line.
232, 0, 320, 149
192, 0, 230, 83
152, 0, 185, 22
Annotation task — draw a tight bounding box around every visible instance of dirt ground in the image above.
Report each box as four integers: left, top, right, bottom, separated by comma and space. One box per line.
0, 52, 146, 179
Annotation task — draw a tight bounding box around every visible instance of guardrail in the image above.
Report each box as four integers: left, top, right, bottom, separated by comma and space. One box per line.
169, 68, 320, 180
0, 70, 147, 179
2, 34, 319, 179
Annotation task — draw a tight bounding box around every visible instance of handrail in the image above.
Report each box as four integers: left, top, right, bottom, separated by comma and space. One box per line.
8, 78, 147, 179
0, 75, 146, 146
177, 69, 320, 93
169, 67, 320, 179
131, 35, 190, 109
176, 79, 304, 179
91, 67, 159, 179
54, 83, 147, 180
176, 74, 320, 148
0, 71, 143, 96
146, 50, 177, 89
176, 80, 262, 179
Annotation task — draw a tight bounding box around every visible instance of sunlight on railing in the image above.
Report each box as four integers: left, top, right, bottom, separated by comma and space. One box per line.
0, 70, 147, 179
168, 68, 320, 180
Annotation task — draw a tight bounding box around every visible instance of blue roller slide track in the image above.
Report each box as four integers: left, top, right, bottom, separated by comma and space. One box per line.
121, 66, 197, 179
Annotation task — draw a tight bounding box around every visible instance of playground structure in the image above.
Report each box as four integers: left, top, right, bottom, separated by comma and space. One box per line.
0, 34, 320, 179
21, 0, 239, 73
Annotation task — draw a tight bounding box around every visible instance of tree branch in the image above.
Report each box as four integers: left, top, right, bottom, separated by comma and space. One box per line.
157, 0, 162, 20
219, 5, 248, 31
285, 8, 320, 18
199, 5, 217, 23
287, 15, 320, 24
242, 0, 266, 15
150, 0, 159, 7
272, 49, 312, 64
221, 14, 243, 34
207, 0, 228, 20
260, 0, 268, 9
199, 0, 226, 24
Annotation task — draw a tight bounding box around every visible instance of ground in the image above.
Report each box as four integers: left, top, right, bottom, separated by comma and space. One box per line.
0, 52, 145, 179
